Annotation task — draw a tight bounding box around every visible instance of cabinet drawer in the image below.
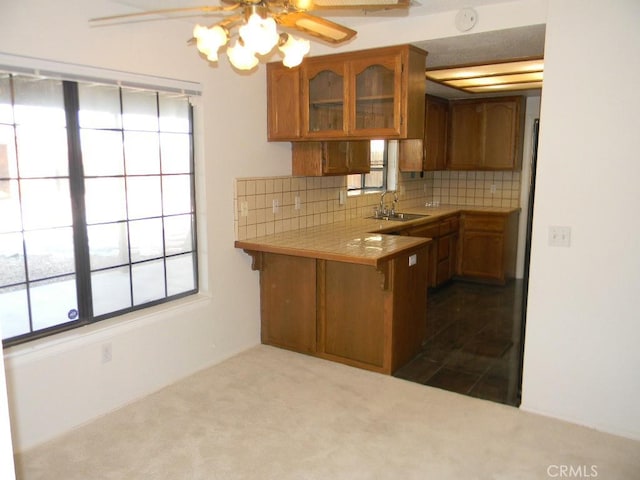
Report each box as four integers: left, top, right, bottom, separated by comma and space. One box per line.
408, 222, 440, 238
438, 217, 459, 236
464, 215, 505, 232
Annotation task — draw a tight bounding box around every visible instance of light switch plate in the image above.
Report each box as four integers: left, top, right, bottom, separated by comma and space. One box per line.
548, 226, 571, 247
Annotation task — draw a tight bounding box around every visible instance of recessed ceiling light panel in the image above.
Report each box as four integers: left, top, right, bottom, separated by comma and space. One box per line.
425, 58, 544, 93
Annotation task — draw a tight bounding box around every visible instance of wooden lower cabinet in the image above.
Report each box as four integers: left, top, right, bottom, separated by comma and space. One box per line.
320, 260, 386, 368
252, 246, 429, 374
403, 215, 459, 288
260, 254, 316, 353
458, 211, 519, 284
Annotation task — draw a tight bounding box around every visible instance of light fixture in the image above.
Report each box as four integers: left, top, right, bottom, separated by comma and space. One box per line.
90, 1, 383, 73
425, 58, 544, 93
192, 5, 314, 71
279, 34, 311, 68
193, 24, 228, 62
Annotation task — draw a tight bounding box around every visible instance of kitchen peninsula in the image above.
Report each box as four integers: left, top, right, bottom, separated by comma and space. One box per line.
235, 205, 519, 375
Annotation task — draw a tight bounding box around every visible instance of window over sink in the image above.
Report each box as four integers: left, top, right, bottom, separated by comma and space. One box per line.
347, 139, 397, 195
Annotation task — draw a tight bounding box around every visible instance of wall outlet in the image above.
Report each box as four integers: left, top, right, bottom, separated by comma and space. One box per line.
240, 201, 248, 217
490, 184, 497, 194
101, 343, 112, 364
272, 198, 279, 214
339, 190, 346, 205
548, 226, 571, 247
294, 195, 301, 210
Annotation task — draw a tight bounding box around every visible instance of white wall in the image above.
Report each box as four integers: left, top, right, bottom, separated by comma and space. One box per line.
0, 0, 290, 452
520, 0, 640, 440
0, 322, 16, 479
3, 0, 636, 456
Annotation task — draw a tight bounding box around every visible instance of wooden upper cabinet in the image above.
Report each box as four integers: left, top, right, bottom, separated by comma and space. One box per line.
424, 95, 449, 170
447, 96, 525, 171
267, 44, 427, 141
266, 62, 301, 140
448, 101, 483, 170
291, 141, 370, 176
303, 59, 348, 137
349, 54, 401, 137
399, 94, 448, 172
483, 100, 522, 169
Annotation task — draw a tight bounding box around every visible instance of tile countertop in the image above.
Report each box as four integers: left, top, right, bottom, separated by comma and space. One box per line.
234, 205, 520, 267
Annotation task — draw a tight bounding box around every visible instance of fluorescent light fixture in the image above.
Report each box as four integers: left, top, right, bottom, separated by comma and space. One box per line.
426, 58, 544, 93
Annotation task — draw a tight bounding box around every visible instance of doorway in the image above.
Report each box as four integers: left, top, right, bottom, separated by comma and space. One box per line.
394, 117, 540, 406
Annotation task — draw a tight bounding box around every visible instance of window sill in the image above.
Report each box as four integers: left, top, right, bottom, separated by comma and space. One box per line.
3, 293, 212, 364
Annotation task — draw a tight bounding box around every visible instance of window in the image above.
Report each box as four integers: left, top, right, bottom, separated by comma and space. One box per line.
347, 139, 396, 195
0, 73, 198, 346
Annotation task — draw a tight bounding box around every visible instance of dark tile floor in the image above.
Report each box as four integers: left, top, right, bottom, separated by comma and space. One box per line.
394, 279, 524, 406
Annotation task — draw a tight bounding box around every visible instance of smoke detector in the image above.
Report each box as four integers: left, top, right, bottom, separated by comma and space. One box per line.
455, 7, 478, 32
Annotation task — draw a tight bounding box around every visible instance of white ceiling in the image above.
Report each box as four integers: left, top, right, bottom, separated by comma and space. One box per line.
416, 23, 546, 98
110, 0, 520, 19
106, 0, 546, 98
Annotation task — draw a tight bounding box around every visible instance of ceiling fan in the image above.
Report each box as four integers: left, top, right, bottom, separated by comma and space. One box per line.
89, 0, 410, 71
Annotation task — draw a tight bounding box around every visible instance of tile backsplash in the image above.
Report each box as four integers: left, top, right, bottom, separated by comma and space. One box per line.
425, 170, 521, 208
234, 170, 521, 240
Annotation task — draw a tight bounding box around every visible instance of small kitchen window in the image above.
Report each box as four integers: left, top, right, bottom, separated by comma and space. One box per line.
347, 139, 397, 195
0, 72, 198, 346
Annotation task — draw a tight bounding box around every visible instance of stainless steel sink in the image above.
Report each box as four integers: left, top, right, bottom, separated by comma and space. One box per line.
367, 212, 429, 222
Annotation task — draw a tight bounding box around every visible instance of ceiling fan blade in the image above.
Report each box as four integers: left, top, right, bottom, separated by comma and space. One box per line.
89, 5, 240, 25
299, 0, 409, 10
276, 12, 356, 44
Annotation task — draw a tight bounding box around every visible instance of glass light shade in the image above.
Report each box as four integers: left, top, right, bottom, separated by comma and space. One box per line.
239, 13, 279, 56
227, 40, 259, 70
279, 35, 310, 68
193, 24, 228, 59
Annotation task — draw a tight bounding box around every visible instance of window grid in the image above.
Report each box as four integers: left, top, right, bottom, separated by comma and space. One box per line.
0, 73, 198, 346
347, 140, 388, 194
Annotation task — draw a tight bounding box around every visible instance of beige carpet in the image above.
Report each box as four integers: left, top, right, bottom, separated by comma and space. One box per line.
14, 345, 640, 479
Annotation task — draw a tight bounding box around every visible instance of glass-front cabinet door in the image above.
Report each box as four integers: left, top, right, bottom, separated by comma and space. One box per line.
350, 54, 402, 137
292, 45, 426, 140
302, 60, 347, 138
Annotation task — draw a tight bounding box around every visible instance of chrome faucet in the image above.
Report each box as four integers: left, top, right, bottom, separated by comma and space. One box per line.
379, 190, 389, 216
391, 191, 399, 215
378, 190, 398, 217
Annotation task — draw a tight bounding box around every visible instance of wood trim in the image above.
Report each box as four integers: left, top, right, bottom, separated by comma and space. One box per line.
243, 250, 263, 271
